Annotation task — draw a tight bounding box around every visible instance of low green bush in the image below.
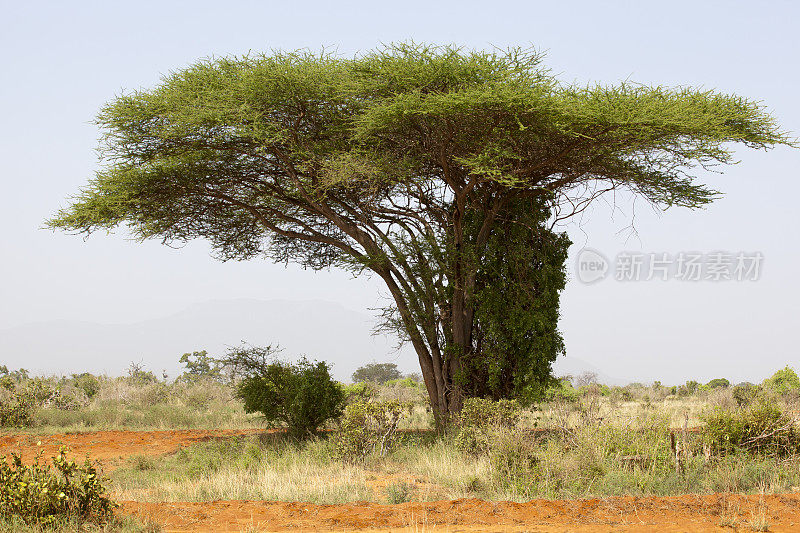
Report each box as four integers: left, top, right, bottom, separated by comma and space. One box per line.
487, 427, 540, 494
336, 399, 411, 461
342, 382, 375, 404
0, 448, 116, 527
384, 481, 413, 504
544, 379, 578, 403
70, 373, 101, 400
732, 382, 760, 407
454, 397, 522, 456
706, 378, 730, 389
702, 399, 800, 457
0, 387, 37, 427
763, 366, 800, 395
222, 345, 346, 440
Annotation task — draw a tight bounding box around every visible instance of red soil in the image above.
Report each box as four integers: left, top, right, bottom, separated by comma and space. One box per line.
123, 494, 800, 532
4, 429, 800, 532
0, 428, 261, 467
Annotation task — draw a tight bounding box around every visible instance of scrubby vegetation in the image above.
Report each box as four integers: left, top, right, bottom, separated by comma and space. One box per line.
4, 357, 800, 510
0, 448, 116, 527
221, 344, 346, 440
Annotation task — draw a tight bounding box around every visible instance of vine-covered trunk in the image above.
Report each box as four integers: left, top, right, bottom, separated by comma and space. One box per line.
416, 284, 476, 433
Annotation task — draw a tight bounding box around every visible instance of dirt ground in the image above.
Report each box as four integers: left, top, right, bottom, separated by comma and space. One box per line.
124, 494, 800, 532
4, 429, 800, 532
0, 428, 262, 467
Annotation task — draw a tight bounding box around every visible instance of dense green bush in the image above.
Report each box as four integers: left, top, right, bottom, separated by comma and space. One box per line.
543, 379, 578, 403
124, 362, 159, 386
342, 382, 375, 404
351, 362, 402, 384
454, 397, 522, 455
0, 366, 29, 390
0, 387, 37, 427
706, 378, 730, 389
222, 345, 346, 439
732, 382, 760, 407
0, 448, 116, 527
487, 427, 540, 494
70, 373, 101, 400
336, 399, 411, 460
763, 366, 800, 395
384, 377, 424, 389
702, 399, 800, 457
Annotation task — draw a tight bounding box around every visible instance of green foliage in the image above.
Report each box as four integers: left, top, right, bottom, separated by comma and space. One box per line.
685, 380, 700, 395
0, 448, 116, 527
763, 366, 800, 395
0, 366, 29, 390
351, 362, 402, 384
732, 383, 760, 407
125, 362, 158, 386
0, 387, 37, 427
487, 427, 540, 495
544, 378, 578, 403
701, 399, 800, 457
384, 481, 413, 504
342, 382, 376, 404
454, 397, 522, 455
384, 377, 424, 389
336, 399, 411, 461
222, 345, 345, 440
179, 350, 223, 383
462, 197, 570, 402
70, 373, 101, 400
706, 378, 730, 389
48, 43, 794, 422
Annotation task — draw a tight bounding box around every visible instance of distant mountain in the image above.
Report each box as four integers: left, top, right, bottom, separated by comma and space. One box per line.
0, 299, 416, 381
0, 298, 629, 384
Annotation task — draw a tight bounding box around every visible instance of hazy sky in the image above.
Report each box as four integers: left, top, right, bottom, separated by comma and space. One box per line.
2, 1, 798, 384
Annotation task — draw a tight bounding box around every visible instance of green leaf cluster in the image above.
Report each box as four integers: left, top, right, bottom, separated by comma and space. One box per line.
222, 345, 345, 439
0, 448, 117, 527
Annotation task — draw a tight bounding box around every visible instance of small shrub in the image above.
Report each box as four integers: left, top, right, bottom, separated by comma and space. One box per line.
733, 383, 760, 408
707, 378, 731, 389
0, 388, 36, 427
125, 362, 159, 386
454, 398, 521, 456
763, 366, 800, 395
70, 373, 101, 399
544, 379, 578, 403
0, 366, 29, 390
702, 399, 800, 457
336, 399, 411, 460
222, 345, 346, 440
343, 382, 375, 404
384, 481, 413, 504
0, 448, 117, 527
488, 427, 539, 491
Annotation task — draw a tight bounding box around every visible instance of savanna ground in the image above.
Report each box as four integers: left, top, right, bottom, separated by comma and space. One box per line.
3, 366, 800, 532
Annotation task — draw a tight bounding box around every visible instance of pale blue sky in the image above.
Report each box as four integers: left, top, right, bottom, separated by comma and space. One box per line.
1, 0, 798, 383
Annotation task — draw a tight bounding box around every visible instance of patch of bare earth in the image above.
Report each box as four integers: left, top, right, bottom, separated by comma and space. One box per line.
0, 429, 262, 468
5, 430, 800, 531
122, 494, 800, 532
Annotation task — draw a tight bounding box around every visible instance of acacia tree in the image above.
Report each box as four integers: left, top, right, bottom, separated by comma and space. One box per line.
48, 45, 792, 429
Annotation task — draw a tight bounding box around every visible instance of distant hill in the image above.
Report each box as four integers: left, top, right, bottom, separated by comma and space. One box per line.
0, 298, 627, 384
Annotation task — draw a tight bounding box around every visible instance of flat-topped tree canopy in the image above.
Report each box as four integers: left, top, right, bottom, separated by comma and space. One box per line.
49, 44, 794, 428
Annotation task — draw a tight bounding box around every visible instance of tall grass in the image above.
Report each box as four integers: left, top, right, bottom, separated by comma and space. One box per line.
113, 435, 374, 503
